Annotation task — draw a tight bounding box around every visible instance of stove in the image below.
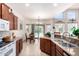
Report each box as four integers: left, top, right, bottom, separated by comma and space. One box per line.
0, 42, 6, 47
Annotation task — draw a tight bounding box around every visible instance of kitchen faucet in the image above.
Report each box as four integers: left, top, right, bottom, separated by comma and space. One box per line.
62, 32, 71, 41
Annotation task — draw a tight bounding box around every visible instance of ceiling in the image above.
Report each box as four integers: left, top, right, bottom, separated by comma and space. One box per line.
6, 3, 75, 19
70, 3, 79, 9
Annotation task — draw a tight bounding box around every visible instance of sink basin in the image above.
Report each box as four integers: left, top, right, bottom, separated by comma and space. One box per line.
54, 39, 77, 48
61, 42, 76, 48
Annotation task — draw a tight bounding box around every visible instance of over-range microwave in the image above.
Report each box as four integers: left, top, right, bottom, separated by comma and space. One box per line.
0, 19, 9, 31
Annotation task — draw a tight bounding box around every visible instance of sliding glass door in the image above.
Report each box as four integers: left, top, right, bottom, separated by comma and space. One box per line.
34, 25, 44, 39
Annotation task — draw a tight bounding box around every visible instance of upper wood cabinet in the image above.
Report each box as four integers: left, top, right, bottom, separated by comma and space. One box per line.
9, 13, 18, 30
0, 4, 2, 18
0, 3, 12, 20
9, 12, 14, 30
13, 15, 18, 30
0, 3, 18, 30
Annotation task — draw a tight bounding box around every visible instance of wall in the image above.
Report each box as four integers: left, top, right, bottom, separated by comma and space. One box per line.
10, 11, 26, 41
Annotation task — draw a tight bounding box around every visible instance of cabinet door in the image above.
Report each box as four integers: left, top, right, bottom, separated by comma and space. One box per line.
9, 13, 14, 30
19, 39, 23, 53
2, 4, 10, 20
40, 38, 45, 52
50, 41, 56, 56
0, 4, 2, 18
13, 15, 18, 30
16, 40, 20, 56
56, 50, 63, 56
56, 45, 64, 56
44, 39, 51, 55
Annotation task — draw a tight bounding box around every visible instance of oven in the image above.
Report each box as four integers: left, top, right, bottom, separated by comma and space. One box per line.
0, 41, 16, 56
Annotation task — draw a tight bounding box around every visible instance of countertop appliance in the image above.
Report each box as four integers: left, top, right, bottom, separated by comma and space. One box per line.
0, 19, 9, 31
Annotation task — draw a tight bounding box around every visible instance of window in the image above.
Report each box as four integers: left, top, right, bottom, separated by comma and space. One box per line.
67, 11, 76, 20
54, 24, 65, 34
68, 23, 77, 35
54, 13, 64, 19
45, 24, 52, 33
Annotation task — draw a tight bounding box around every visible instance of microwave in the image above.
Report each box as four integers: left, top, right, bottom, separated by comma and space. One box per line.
0, 19, 9, 31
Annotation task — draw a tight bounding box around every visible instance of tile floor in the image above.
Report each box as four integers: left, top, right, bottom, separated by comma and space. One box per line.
19, 39, 48, 56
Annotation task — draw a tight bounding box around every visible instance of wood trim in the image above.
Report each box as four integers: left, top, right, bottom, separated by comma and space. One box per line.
1, 3, 12, 13
0, 3, 2, 18
1, 3, 10, 9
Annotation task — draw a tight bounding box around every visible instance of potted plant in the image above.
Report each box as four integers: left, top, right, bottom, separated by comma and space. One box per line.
72, 27, 79, 38
45, 32, 51, 37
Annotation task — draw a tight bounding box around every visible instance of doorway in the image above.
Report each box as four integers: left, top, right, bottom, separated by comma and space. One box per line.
34, 25, 45, 39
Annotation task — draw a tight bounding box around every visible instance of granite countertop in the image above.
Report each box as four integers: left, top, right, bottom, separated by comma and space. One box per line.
14, 37, 23, 41
52, 39, 79, 56
0, 36, 22, 48
41, 37, 79, 56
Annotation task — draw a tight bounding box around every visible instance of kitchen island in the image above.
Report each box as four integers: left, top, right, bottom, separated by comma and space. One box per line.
40, 37, 79, 56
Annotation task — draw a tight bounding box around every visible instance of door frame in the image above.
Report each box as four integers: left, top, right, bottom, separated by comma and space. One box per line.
34, 24, 45, 39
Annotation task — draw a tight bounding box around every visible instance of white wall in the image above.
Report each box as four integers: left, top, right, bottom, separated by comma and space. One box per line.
10, 11, 26, 41
6, 3, 26, 41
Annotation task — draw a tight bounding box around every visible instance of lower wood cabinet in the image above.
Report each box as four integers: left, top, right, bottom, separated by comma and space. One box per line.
40, 38, 45, 52
50, 41, 56, 56
56, 49, 63, 56
19, 39, 23, 52
16, 39, 23, 56
44, 39, 51, 55
40, 38, 51, 55
40, 38, 70, 56
40, 38, 54, 56
56, 45, 64, 56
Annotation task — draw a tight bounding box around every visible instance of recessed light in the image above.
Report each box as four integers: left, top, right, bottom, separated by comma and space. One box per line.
53, 3, 58, 7
25, 3, 30, 7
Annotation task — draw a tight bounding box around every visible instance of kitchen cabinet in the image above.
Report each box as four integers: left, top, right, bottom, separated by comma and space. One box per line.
56, 49, 63, 56
44, 39, 51, 55
13, 15, 18, 30
40, 38, 56, 56
9, 13, 18, 30
0, 3, 12, 21
0, 3, 18, 30
0, 4, 2, 18
16, 39, 23, 56
40, 38, 70, 56
40, 38, 45, 52
50, 41, 56, 56
16, 39, 20, 56
40, 38, 51, 55
56, 45, 70, 56
19, 39, 23, 53
56, 45, 64, 56
9, 12, 14, 30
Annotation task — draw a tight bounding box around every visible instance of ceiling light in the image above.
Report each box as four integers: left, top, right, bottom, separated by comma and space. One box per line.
53, 3, 58, 7
25, 3, 30, 7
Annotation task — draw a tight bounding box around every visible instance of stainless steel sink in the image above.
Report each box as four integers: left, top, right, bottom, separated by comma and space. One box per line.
61, 42, 76, 48
54, 39, 77, 48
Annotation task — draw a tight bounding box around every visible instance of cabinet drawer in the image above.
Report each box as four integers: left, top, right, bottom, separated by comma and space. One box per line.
56, 45, 63, 54
56, 50, 63, 56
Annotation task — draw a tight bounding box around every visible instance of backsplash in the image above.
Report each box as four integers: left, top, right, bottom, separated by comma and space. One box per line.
0, 31, 11, 38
